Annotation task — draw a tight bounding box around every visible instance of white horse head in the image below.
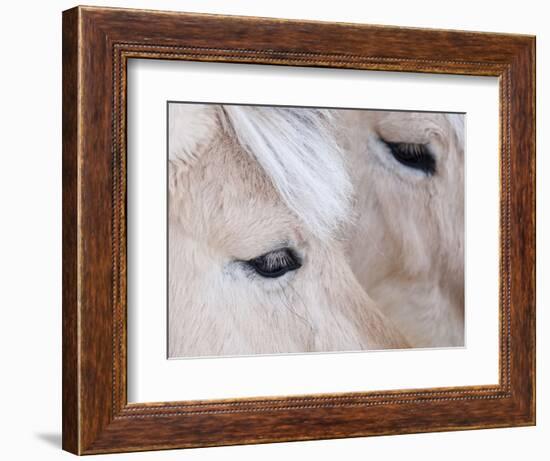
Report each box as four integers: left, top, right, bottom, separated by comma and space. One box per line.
340, 109, 464, 347
168, 103, 407, 357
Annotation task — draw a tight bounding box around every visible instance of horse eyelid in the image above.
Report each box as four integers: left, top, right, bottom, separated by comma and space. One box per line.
378, 137, 436, 175
243, 248, 302, 279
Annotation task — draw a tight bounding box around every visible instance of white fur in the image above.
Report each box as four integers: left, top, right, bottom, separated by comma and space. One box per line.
340, 110, 465, 347
168, 104, 406, 357
168, 103, 218, 166
167, 104, 464, 356
169, 103, 352, 239
221, 106, 352, 238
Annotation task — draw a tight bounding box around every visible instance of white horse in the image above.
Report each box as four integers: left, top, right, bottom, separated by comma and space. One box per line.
168, 103, 463, 357
340, 110, 464, 347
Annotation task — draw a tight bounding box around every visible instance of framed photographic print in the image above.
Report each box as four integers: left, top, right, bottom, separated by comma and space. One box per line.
62, 5, 535, 455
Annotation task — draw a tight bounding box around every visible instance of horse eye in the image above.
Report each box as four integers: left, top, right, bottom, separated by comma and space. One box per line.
246, 248, 302, 278
382, 140, 436, 175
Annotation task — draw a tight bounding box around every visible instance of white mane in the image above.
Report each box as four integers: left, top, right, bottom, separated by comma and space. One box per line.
220, 106, 352, 239
168, 103, 352, 239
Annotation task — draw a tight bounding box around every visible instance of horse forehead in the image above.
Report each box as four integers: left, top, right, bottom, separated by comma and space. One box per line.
339, 110, 452, 143
186, 138, 303, 256
374, 112, 450, 138
214, 135, 279, 199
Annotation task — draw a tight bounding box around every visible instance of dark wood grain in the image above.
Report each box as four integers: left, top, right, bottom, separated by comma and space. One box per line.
62, 5, 536, 455
62, 7, 79, 454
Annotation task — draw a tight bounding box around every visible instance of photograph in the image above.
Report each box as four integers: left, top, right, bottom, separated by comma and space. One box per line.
168, 103, 465, 358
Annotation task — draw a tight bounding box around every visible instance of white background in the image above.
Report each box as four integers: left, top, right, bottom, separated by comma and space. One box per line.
128, 61, 499, 402
0, 1, 546, 460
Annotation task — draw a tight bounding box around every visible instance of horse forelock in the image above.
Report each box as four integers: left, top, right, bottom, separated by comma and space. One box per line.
220, 106, 352, 239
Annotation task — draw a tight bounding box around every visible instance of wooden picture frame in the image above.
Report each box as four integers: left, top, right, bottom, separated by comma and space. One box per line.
62, 5, 536, 455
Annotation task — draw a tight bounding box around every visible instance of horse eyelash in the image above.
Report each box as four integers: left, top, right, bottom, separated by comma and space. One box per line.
243, 248, 302, 279
380, 138, 436, 175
